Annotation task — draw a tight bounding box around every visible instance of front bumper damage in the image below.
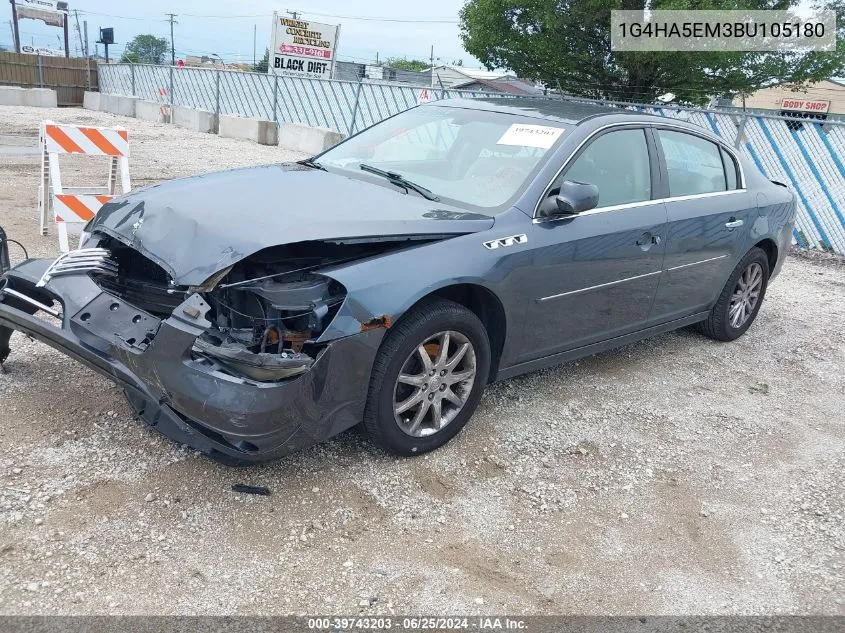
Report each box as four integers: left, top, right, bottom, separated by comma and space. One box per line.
0, 259, 384, 465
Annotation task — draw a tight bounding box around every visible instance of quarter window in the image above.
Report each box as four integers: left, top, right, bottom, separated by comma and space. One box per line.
658, 130, 728, 196
721, 147, 739, 190
563, 129, 652, 208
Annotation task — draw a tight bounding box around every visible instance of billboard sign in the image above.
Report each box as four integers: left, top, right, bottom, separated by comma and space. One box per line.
16, 0, 67, 28
269, 13, 340, 79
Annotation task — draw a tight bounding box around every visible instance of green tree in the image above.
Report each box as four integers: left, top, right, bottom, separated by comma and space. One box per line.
254, 48, 269, 72
385, 57, 430, 72
459, 0, 845, 105
120, 34, 169, 65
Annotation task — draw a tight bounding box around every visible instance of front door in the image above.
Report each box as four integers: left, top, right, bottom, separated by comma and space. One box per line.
519, 127, 667, 363
649, 128, 757, 322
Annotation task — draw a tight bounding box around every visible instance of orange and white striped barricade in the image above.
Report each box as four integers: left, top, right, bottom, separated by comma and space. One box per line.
38, 120, 131, 252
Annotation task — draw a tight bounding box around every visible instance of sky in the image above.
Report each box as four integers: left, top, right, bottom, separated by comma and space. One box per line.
2, 0, 480, 67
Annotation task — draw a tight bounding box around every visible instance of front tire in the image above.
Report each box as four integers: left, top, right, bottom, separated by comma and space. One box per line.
697, 246, 770, 342
363, 299, 491, 456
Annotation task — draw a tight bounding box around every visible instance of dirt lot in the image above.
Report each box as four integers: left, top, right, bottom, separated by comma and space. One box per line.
0, 105, 843, 616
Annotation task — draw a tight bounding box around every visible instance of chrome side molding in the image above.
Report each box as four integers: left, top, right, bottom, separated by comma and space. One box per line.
0, 286, 62, 319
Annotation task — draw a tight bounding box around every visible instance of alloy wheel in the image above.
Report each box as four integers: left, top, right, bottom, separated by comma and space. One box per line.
729, 262, 763, 328
392, 330, 477, 437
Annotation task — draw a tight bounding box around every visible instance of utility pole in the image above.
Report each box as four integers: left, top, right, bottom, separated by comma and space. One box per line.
83, 20, 90, 89
166, 13, 177, 65
62, 11, 69, 57
73, 9, 84, 57
10, 0, 21, 53
430, 44, 434, 88
286, 10, 299, 20
253, 24, 256, 68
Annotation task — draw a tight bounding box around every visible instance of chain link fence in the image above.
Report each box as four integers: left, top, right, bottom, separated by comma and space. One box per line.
97, 63, 845, 255
98, 63, 500, 137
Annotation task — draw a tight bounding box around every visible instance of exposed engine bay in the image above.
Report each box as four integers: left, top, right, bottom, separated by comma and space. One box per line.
92, 235, 430, 382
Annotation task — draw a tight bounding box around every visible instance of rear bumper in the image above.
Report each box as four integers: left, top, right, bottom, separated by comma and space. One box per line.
0, 259, 383, 465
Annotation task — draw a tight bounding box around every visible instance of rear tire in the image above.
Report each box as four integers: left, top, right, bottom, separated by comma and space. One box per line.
697, 246, 769, 342
363, 299, 490, 456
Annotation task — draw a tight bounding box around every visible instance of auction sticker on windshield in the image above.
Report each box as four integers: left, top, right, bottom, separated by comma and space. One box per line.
497, 124, 565, 149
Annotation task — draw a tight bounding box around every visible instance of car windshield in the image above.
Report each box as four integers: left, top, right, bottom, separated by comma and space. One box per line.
317, 105, 572, 209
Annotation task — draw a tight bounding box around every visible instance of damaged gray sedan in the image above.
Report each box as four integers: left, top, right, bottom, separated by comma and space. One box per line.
0, 99, 795, 464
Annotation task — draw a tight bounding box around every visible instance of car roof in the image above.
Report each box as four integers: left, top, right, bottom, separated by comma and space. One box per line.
427, 97, 665, 126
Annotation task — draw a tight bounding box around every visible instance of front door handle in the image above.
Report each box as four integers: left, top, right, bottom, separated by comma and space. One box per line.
636, 233, 661, 250
725, 219, 744, 229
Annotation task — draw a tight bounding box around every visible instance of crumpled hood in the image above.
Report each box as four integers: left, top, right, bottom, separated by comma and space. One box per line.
90, 163, 494, 286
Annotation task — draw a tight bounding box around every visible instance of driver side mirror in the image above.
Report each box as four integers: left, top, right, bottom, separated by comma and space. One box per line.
539, 180, 600, 218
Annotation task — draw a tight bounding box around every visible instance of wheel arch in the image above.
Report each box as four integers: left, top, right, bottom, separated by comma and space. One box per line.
753, 237, 778, 272
405, 283, 507, 383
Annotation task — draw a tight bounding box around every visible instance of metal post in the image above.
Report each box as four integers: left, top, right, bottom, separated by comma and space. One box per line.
734, 113, 748, 150
37, 55, 43, 88
273, 73, 279, 123
169, 65, 174, 115
130, 63, 135, 96
348, 75, 364, 135
215, 69, 221, 116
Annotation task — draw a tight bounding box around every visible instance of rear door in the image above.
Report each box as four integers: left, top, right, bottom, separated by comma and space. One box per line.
519, 126, 668, 362
649, 128, 756, 323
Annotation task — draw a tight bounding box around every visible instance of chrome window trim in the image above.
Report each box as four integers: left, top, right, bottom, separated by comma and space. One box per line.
532, 121, 747, 220
532, 188, 748, 225
536, 270, 662, 303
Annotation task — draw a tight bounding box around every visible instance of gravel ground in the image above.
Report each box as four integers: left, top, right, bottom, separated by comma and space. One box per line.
0, 105, 843, 616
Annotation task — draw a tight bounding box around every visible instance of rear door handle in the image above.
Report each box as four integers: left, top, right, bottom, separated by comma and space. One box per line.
725, 219, 744, 229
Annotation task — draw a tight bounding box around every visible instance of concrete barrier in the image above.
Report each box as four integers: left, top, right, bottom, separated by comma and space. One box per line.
0, 86, 26, 105
136, 100, 169, 123
83, 91, 100, 111
0, 86, 57, 107
173, 106, 218, 134
99, 94, 138, 117
23, 88, 57, 107
278, 123, 344, 155
219, 114, 278, 145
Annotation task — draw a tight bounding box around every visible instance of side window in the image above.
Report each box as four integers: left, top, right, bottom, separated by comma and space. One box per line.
562, 129, 651, 208
720, 147, 739, 190
658, 130, 727, 196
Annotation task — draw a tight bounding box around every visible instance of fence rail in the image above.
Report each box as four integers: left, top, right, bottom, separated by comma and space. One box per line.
96, 63, 845, 255
0, 52, 97, 106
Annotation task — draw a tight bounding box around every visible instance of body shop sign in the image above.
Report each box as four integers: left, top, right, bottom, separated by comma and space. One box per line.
781, 98, 830, 113
270, 13, 340, 79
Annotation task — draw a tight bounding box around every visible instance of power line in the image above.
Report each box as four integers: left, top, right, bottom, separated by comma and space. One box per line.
296, 10, 458, 23
75, 10, 162, 22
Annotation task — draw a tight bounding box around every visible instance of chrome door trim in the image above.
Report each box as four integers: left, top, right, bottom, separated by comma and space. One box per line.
667, 254, 728, 272
532, 189, 748, 225
532, 120, 747, 220
536, 270, 662, 303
